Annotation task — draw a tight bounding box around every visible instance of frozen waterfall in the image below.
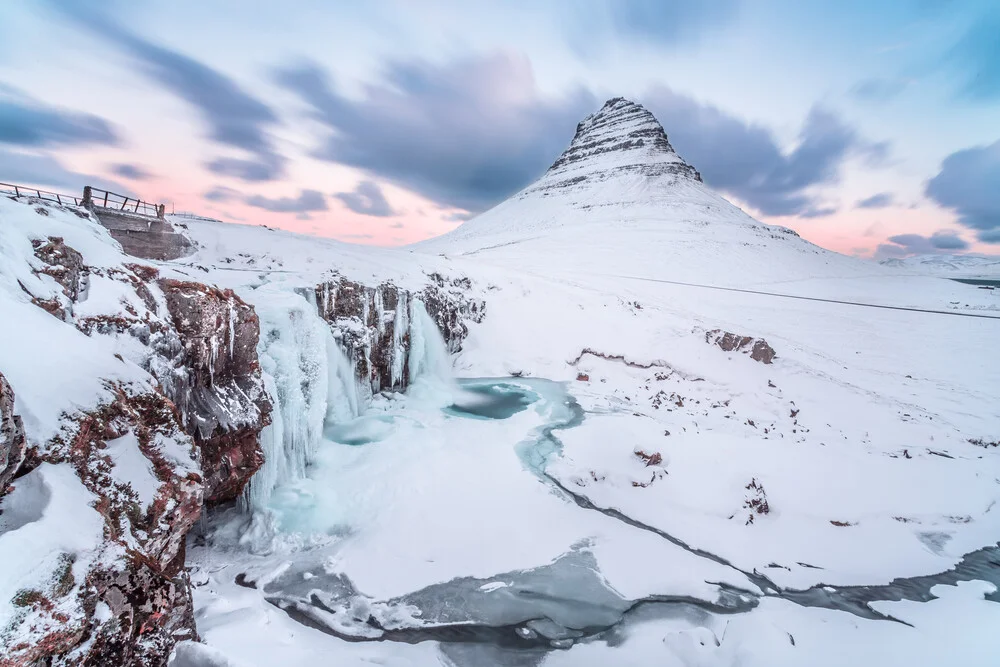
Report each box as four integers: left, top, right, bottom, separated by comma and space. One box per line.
242, 289, 454, 513
243, 289, 359, 510
408, 297, 454, 388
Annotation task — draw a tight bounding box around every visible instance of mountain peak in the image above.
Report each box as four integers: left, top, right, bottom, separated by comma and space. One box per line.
534, 97, 702, 190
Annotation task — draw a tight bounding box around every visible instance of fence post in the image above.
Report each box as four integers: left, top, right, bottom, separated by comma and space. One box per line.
82, 186, 93, 209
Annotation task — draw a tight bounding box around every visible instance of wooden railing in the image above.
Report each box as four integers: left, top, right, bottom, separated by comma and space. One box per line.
83, 186, 164, 219
0, 182, 84, 206
2, 183, 165, 219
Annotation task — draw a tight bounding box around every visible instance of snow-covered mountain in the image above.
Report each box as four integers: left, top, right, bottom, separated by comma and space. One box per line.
880, 253, 1000, 279
1, 99, 999, 667
425, 100, 851, 271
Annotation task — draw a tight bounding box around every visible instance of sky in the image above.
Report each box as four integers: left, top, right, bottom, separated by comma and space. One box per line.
0, 0, 998, 258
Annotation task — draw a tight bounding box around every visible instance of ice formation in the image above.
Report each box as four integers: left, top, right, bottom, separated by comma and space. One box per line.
244, 291, 455, 512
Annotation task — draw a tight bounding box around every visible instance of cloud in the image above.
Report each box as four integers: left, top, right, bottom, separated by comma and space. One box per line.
947, 11, 1000, 101
875, 230, 970, 258
275, 52, 883, 220
645, 87, 883, 217
245, 189, 327, 213
564, 0, 739, 53
203, 186, 240, 203
856, 192, 894, 209
925, 139, 1000, 243
798, 206, 838, 218
50, 0, 284, 181
850, 78, 907, 103
333, 180, 396, 217
110, 163, 153, 180
0, 88, 118, 148
275, 53, 595, 212
0, 146, 132, 195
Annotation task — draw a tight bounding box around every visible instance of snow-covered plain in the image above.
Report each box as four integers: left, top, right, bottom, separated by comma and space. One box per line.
4, 99, 1000, 666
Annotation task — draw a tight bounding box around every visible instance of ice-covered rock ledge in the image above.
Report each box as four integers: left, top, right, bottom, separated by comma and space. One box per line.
315, 272, 485, 396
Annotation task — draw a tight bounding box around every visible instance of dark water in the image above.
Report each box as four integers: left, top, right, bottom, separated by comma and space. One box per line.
950, 278, 1000, 288
445, 379, 540, 420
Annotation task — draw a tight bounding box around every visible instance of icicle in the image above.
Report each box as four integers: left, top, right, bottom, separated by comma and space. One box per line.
390, 293, 409, 387
209, 336, 218, 386
227, 298, 236, 358
374, 288, 385, 335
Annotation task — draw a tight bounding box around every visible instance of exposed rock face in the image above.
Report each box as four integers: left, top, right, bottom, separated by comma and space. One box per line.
423, 273, 486, 354
315, 274, 485, 394
158, 280, 271, 503
317, 278, 408, 393
527, 97, 702, 196
0, 371, 25, 495
94, 211, 194, 261
4, 388, 201, 667
28, 236, 89, 320
706, 329, 777, 364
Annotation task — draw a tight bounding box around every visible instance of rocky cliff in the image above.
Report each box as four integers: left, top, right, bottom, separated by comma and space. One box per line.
4, 387, 202, 667
0, 372, 25, 495
0, 200, 271, 664
315, 273, 485, 395
158, 280, 270, 503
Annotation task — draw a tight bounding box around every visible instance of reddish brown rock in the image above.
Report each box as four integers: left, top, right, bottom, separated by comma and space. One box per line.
0, 371, 25, 495
3, 388, 201, 667
634, 450, 662, 466
159, 279, 271, 503
706, 329, 776, 364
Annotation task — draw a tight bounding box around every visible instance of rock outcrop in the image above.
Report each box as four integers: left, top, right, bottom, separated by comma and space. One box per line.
315, 274, 485, 394
94, 211, 194, 261
28, 236, 89, 320
422, 273, 486, 354
3, 387, 201, 667
158, 280, 271, 503
0, 371, 25, 495
706, 329, 776, 364
51, 259, 271, 505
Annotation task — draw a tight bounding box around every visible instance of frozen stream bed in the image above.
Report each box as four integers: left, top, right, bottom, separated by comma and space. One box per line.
187, 375, 1000, 667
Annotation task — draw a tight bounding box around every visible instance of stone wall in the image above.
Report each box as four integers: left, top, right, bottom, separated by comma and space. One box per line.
93, 210, 194, 261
